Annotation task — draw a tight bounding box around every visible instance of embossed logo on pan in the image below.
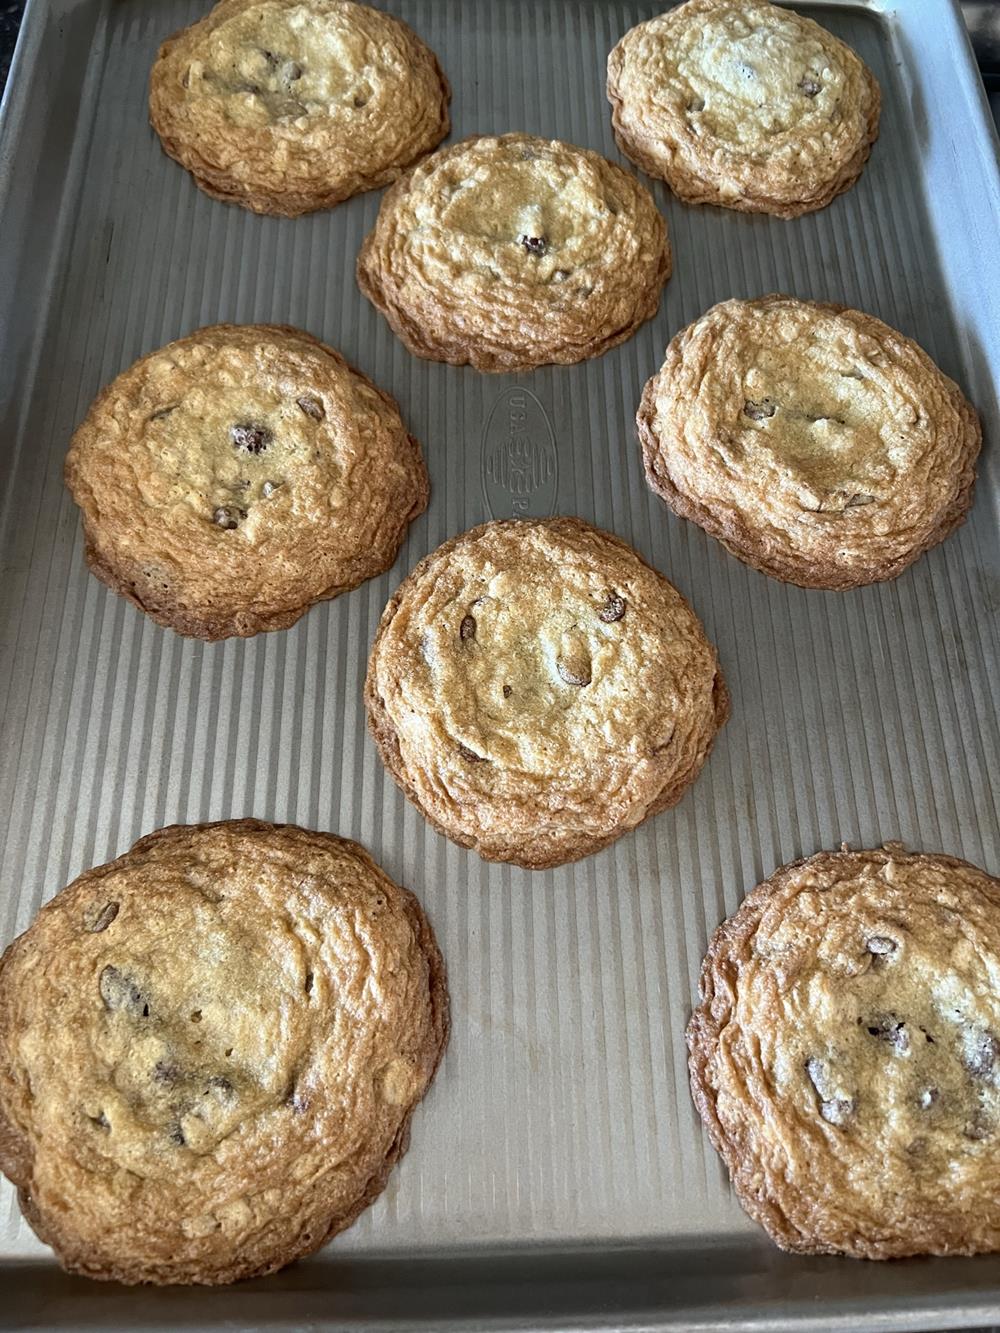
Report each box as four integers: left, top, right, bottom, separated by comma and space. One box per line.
482, 387, 558, 520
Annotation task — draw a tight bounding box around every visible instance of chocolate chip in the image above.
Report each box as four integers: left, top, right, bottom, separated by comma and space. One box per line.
864, 1012, 909, 1053
296, 395, 324, 421
518, 234, 548, 257
460, 615, 477, 641
820, 1097, 855, 1125
502, 684, 512, 699
743, 398, 776, 421
866, 935, 896, 956
799, 76, 821, 96
213, 506, 241, 530
230, 422, 272, 455
99, 965, 148, 1018
84, 901, 119, 933
149, 404, 177, 421
599, 594, 626, 624
557, 657, 591, 688
964, 1030, 998, 1079
458, 743, 487, 763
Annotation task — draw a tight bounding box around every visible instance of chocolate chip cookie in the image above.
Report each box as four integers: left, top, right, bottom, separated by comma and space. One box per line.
365, 518, 728, 869
65, 324, 428, 639
688, 844, 1000, 1258
0, 819, 448, 1284
638, 296, 981, 589
149, 0, 450, 216
607, 0, 880, 217
356, 134, 671, 371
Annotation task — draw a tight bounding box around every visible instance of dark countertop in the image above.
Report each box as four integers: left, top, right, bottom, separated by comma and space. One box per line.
0, 1, 23, 94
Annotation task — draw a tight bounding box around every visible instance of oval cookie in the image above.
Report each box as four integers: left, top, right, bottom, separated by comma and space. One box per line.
149, 0, 450, 216
65, 324, 428, 639
607, 0, 880, 217
0, 819, 448, 1284
357, 133, 671, 371
688, 844, 1000, 1257
638, 296, 980, 588
365, 517, 728, 868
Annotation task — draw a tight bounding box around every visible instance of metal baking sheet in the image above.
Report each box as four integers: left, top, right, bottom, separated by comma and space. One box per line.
1, 0, 1000, 1327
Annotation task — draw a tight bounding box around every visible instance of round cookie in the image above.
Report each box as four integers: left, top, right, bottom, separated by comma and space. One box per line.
149, 0, 450, 217
638, 296, 981, 589
65, 324, 429, 640
607, 0, 880, 218
365, 518, 728, 869
688, 844, 1000, 1258
0, 819, 448, 1285
356, 133, 671, 371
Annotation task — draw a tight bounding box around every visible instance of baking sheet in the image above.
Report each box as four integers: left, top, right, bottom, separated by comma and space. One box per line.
1, 0, 1000, 1327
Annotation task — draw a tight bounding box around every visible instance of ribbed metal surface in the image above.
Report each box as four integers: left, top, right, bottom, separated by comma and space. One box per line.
1, 0, 1000, 1324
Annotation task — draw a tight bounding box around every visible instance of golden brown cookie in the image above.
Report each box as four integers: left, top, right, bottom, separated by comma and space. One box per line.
356, 133, 671, 372
688, 844, 1000, 1258
365, 518, 728, 869
638, 296, 981, 589
607, 0, 880, 218
65, 324, 428, 640
149, 0, 450, 216
0, 819, 448, 1285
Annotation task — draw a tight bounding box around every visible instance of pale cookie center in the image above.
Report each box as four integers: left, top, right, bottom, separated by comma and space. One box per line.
187, 6, 380, 124
83, 908, 313, 1157
140, 383, 332, 533
677, 15, 843, 142
414, 576, 673, 775
428, 156, 621, 285
782, 935, 1000, 1157
737, 347, 900, 501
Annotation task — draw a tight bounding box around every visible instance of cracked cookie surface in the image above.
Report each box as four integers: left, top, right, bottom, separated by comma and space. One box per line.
149, 0, 450, 216
0, 819, 448, 1285
64, 324, 428, 639
688, 845, 1000, 1257
607, 0, 880, 217
365, 518, 728, 868
356, 133, 671, 371
638, 296, 980, 589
